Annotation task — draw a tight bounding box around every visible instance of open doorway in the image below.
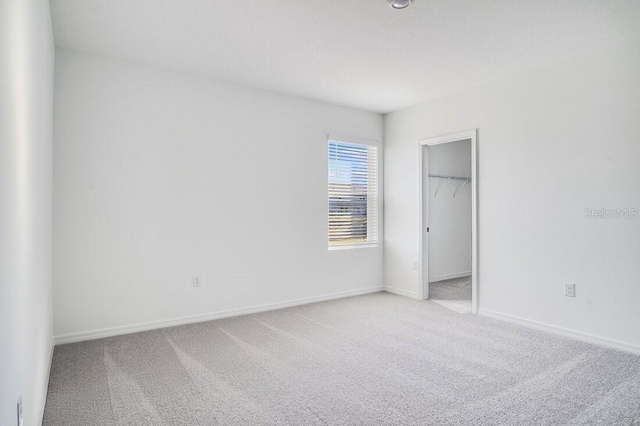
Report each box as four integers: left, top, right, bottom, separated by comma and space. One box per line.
418, 130, 477, 313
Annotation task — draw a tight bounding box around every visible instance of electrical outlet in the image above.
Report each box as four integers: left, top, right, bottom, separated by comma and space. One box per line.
564, 283, 576, 297
192, 275, 201, 287
412, 261, 419, 271
17, 396, 23, 426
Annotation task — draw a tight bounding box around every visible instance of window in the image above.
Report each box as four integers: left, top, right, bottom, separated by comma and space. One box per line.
328, 139, 378, 249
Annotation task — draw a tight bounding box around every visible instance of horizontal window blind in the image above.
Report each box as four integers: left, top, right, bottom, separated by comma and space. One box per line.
328, 140, 378, 248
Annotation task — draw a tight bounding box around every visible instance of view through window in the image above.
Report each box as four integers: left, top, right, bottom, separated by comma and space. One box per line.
328, 140, 378, 248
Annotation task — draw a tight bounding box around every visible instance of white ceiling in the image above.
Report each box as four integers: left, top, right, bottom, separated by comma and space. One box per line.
51, 0, 640, 114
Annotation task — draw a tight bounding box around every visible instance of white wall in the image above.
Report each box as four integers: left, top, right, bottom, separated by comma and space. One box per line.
0, 0, 55, 424
53, 49, 383, 341
385, 39, 640, 350
426, 140, 471, 282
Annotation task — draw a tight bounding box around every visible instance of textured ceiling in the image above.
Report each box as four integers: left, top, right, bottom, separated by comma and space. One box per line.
51, 0, 640, 113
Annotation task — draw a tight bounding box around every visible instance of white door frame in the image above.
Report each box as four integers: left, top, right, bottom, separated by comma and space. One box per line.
418, 129, 478, 313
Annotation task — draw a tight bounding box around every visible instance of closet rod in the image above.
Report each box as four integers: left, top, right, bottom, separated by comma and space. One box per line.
429, 174, 471, 181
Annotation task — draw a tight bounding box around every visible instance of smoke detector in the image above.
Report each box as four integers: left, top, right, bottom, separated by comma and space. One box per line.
387, 0, 414, 9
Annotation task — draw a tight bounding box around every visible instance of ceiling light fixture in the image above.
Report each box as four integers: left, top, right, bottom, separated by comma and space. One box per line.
387, 0, 414, 9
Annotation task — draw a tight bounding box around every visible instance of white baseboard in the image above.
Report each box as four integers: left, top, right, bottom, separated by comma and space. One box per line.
478, 308, 640, 356
429, 271, 471, 283
384, 286, 420, 300
54, 286, 384, 345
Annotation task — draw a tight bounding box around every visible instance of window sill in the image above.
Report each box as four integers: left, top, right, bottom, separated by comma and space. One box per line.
328, 243, 378, 251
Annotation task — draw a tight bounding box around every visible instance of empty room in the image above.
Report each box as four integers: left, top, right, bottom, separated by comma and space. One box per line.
2, 0, 640, 425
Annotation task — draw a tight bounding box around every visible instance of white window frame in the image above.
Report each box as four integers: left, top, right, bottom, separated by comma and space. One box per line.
327, 135, 380, 251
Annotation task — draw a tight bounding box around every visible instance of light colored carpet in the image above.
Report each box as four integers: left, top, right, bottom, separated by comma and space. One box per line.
429, 276, 472, 314
43, 292, 640, 425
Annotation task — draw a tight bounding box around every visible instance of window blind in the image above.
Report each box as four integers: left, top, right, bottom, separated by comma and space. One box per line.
328, 140, 378, 248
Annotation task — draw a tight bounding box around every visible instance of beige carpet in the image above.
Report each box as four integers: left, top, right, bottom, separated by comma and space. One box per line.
43, 292, 640, 425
